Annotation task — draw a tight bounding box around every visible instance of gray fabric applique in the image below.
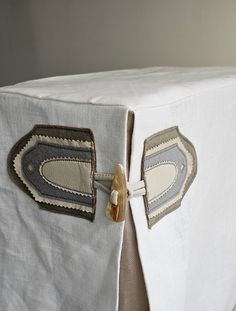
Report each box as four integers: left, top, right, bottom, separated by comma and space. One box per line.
142, 126, 197, 228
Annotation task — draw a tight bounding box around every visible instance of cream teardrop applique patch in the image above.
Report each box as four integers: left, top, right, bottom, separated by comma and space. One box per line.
142, 126, 197, 228
8, 125, 96, 221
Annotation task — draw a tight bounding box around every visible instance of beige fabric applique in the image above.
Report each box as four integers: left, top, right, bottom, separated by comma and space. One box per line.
8, 125, 96, 221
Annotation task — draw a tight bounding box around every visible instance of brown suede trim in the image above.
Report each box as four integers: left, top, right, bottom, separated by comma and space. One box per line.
38, 202, 94, 221
31, 124, 94, 142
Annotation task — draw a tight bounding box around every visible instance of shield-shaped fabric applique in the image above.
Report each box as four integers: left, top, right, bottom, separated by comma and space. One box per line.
8, 125, 96, 221
142, 126, 197, 228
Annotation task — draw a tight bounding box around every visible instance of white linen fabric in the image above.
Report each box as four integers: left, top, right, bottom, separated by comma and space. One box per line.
0, 94, 128, 311
1, 67, 236, 311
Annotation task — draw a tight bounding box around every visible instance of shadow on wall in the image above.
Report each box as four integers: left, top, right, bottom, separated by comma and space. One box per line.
0, 0, 39, 87
1, 0, 236, 87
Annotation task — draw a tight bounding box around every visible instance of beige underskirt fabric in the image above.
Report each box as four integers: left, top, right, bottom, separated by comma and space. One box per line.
119, 205, 150, 311
118, 112, 149, 311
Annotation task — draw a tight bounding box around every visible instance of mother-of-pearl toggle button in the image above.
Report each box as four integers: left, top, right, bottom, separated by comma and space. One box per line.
106, 164, 127, 222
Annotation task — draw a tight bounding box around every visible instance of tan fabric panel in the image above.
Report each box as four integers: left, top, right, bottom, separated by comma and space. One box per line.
118, 111, 150, 311
41, 160, 92, 194
119, 205, 150, 311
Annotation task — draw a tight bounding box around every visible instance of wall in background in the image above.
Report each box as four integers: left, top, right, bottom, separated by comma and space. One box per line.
1, 0, 236, 86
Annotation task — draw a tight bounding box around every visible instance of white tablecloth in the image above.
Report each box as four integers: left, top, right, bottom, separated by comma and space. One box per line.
1, 67, 236, 311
